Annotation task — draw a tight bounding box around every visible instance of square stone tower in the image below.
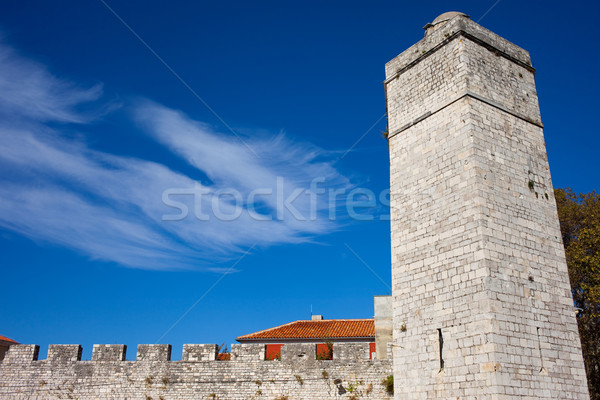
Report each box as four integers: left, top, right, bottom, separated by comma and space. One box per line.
385, 12, 589, 399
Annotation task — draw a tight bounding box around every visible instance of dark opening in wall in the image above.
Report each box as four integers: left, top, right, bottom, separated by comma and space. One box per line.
536, 327, 547, 374
438, 329, 444, 371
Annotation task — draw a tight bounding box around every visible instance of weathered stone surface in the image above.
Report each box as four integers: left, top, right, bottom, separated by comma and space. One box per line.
2, 344, 38, 363
182, 343, 217, 361
386, 11, 589, 400
0, 343, 392, 399
48, 345, 82, 362
333, 343, 369, 361
374, 295, 393, 360
137, 344, 171, 362
92, 344, 127, 361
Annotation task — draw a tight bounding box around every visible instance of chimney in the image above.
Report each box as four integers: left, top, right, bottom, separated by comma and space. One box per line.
311, 315, 323, 321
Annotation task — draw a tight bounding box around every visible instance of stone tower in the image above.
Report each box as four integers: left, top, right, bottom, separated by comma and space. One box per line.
385, 12, 589, 399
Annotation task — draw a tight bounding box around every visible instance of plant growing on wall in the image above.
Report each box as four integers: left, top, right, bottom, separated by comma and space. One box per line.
347, 381, 360, 393
316, 338, 333, 360
382, 375, 394, 395
216, 343, 230, 361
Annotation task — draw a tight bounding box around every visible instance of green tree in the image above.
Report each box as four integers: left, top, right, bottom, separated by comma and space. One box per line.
555, 188, 600, 399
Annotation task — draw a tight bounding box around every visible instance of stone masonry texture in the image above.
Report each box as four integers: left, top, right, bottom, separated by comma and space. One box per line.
385, 12, 589, 399
374, 296, 393, 360
0, 343, 392, 399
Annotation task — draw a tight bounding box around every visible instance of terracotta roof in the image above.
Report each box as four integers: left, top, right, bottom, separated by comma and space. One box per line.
0, 335, 17, 344
237, 319, 374, 341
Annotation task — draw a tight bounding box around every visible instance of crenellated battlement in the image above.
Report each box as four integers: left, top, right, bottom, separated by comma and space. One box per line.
2, 344, 39, 363
2, 342, 378, 363
0, 343, 392, 399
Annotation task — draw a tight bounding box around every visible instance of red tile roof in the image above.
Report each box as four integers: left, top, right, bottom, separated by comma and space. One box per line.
0, 335, 17, 344
237, 319, 374, 341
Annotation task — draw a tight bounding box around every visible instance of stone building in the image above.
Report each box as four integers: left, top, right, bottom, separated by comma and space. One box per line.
237, 317, 377, 360
236, 296, 394, 361
385, 11, 589, 399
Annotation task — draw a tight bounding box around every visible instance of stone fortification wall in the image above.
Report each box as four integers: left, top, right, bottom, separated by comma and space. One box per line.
0, 342, 392, 399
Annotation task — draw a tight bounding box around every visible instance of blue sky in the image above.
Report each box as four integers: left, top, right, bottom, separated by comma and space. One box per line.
0, 0, 598, 360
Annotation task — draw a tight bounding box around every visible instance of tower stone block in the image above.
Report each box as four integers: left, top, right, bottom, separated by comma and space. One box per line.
385, 12, 589, 399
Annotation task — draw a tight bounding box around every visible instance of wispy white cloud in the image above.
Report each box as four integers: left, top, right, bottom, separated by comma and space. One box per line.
134, 102, 351, 232
0, 183, 198, 270
0, 40, 353, 270
0, 42, 103, 123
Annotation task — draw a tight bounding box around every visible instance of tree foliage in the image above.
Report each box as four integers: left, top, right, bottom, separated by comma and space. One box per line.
555, 188, 600, 399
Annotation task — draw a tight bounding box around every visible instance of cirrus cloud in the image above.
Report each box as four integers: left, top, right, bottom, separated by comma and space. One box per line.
0, 40, 354, 270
